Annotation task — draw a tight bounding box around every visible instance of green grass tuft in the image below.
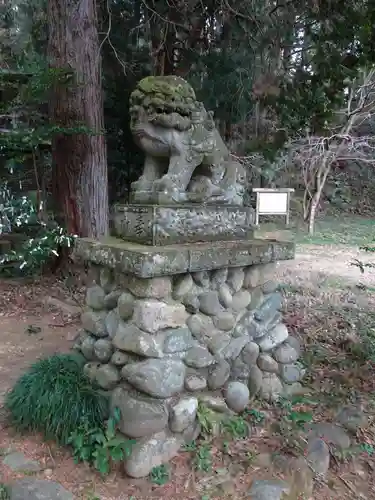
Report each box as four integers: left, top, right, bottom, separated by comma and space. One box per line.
5, 353, 108, 445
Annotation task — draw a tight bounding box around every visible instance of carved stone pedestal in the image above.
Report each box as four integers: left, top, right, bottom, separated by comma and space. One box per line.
73, 237, 302, 478
112, 203, 254, 246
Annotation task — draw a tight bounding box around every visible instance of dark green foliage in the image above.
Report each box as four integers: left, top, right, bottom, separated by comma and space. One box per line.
0, 483, 10, 500
68, 407, 135, 475
5, 353, 108, 445
150, 464, 170, 485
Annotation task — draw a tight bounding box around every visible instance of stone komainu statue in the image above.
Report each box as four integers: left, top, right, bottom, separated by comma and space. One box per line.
129, 76, 246, 205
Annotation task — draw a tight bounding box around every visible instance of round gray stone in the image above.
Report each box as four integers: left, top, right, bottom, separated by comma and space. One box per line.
218, 283, 233, 308
225, 381, 250, 413
305, 422, 351, 449
248, 479, 290, 500
81, 310, 107, 337
170, 397, 198, 433
182, 292, 200, 313
257, 353, 279, 373
104, 290, 122, 310
279, 363, 305, 384
248, 365, 263, 397
124, 430, 182, 478
241, 342, 260, 366
232, 290, 251, 312
121, 358, 186, 398
134, 299, 188, 334
99, 267, 115, 293
86, 285, 105, 310
10, 479, 73, 500
207, 359, 231, 390
80, 335, 96, 360
273, 343, 298, 364
231, 357, 250, 380
173, 274, 194, 300
221, 336, 249, 361
207, 333, 231, 355
306, 437, 330, 477
94, 338, 113, 362
163, 327, 194, 353
226, 268, 244, 292
211, 268, 228, 289
185, 346, 215, 368
83, 362, 101, 381
248, 287, 264, 311
3, 452, 41, 473
96, 364, 120, 390
336, 406, 368, 433
257, 323, 289, 351
243, 265, 261, 289
192, 270, 210, 288
105, 309, 120, 338
198, 394, 231, 414
286, 336, 301, 356
113, 323, 163, 358
117, 292, 135, 320
185, 374, 207, 391
127, 276, 172, 299
213, 312, 235, 331
259, 373, 283, 402
110, 387, 168, 438
187, 313, 216, 342
111, 350, 131, 366
199, 291, 223, 316
254, 292, 283, 322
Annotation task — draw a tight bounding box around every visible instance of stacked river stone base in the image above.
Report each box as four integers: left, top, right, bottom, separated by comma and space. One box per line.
74, 238, 302, 478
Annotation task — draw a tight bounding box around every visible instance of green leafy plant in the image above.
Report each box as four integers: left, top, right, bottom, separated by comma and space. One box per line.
5, 353, 107, 444
150, 464, 170, 485
0, 182, 75, 274
68, 407, 135, 475
197, 402, 216, 436
0, 483, 10, 500
286, 410, 313, 428
244, 408, 265, 424
193, 443, 212, 472
221, 416, 249, 439
182, 441, 197, 452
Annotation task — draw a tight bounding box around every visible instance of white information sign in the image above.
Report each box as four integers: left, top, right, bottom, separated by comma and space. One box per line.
258, 192, 288, 214
253, 188, 295, 226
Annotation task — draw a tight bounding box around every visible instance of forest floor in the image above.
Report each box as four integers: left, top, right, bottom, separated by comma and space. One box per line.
0, 214, 375, 499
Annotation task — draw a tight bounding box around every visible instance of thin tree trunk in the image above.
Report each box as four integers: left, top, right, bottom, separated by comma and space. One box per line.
308, 192, 320, 234
47, 0, 108, 238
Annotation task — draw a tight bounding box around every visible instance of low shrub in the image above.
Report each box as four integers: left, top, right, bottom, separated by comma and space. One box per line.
5, 353, 108, 444
68, 407, 135, 475
0, 483, 10, 500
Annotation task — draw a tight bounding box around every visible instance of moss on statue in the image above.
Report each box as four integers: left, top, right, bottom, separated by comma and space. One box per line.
138, 76, 196, 101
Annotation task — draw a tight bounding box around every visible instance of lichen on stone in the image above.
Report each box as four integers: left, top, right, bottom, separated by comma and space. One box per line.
130, 75, 199, 122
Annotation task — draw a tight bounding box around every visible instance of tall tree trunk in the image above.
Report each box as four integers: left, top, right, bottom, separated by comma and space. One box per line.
47, 0, 108, 238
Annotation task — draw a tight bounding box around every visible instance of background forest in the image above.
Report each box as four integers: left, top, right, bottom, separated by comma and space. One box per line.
1, 0, 375, 270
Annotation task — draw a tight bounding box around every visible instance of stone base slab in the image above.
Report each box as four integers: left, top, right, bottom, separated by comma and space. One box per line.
131, 190, 240, 206
112, 204, 255, 246
74, 237, 295, 278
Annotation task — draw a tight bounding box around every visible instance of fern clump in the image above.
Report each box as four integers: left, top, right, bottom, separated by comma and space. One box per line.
5, 353, 107, 444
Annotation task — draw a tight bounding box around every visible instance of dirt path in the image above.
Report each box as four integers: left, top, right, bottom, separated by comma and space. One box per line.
278, 243, 375, 287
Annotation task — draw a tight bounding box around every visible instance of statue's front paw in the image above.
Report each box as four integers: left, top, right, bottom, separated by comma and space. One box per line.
131, 176, 153, 192
154, 176, 178, 193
